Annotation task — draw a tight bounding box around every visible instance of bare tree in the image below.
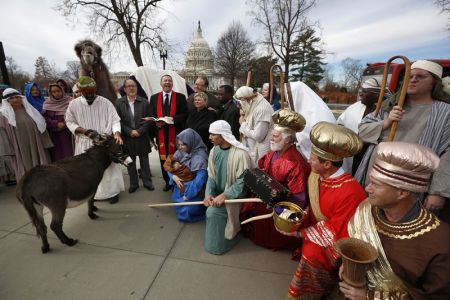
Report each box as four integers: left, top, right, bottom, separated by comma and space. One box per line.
247, 0, 316, 79
340, 57, 364, 92
435, 0, 450, 12
2, 56, 31, 90
63, 60, 81, 82
215, 21, 255, 86
435, 0, 450, 30
57, 0, 164, 67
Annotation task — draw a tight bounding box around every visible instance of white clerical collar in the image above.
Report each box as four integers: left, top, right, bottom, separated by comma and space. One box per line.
320, 167, 345, 180
329, 167, 345, 178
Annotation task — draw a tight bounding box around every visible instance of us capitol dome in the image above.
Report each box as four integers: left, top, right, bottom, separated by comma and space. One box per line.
184, 21, 224, 90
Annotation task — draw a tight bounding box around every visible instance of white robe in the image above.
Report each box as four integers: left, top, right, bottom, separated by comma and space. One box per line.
337, 101, 366, 133
284, 81, 336, 159
337, 101, 367, 173
65, 96, 124, 199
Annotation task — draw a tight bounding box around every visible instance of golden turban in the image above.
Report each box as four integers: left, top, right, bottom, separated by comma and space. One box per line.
310, 122, 363, 161
272, 109, 306, 136
370, 142, 439, 193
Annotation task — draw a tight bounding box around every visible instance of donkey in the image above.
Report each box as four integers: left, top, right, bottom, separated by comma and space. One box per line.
16, 132, 132, 253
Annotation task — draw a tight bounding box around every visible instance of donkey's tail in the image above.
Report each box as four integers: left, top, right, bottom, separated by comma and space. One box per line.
16, 187, 46, 238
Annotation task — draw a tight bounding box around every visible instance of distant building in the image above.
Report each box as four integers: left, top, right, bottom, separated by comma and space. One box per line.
183, 21, 225, 91
110, 71, 130, 89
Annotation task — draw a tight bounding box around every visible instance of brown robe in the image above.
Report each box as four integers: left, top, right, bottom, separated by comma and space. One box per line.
0, 108, 53, 180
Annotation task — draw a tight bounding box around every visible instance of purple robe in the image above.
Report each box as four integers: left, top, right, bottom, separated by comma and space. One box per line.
42, 110, 74, 161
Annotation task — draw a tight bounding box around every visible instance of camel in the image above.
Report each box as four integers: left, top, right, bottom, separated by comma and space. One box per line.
74, 39, 117, 102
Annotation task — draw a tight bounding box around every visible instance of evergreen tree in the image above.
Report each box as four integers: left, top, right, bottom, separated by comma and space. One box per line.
248, 55, 278, 88
34, 56, 58, 87
290, 28, 326, 90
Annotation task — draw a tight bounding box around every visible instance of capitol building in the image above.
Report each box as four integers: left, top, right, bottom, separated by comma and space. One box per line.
182, 21, 225, 91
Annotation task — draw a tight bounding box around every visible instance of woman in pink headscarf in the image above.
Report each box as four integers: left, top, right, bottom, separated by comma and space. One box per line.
42, 84, 74, 161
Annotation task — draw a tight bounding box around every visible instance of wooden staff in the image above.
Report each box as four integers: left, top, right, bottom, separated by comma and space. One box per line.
269, 64, 285, 109
148, 198, 263, 208
246, 67, 253, 87
241, 210, 274, 225
373, 55, 411, 141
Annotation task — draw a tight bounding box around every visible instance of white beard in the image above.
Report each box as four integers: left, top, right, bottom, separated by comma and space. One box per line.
270, 141, 283, 152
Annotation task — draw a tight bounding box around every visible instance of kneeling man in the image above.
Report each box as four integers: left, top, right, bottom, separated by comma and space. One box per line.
203, 120, 251, 255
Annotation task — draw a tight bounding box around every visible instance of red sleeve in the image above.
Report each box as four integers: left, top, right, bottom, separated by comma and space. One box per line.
286, 161, 308, 194
301, 182, 365, 248
258, 153, 268, 170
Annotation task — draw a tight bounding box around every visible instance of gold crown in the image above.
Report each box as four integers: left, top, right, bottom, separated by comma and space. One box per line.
272, 109, 306, 134
310, 122, 363, 161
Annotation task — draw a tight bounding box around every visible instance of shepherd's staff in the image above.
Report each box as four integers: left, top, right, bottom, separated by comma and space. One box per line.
148, 198, 263, 208
373, 55, 411, 141
148, 198, 277, 226
269, 64, 285, 109
246, 67, 253, 87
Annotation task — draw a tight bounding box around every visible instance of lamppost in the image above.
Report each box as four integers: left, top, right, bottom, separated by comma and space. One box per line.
159, 44, 168, 70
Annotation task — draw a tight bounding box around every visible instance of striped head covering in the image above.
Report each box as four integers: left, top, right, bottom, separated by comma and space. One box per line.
371, 142, 439, 193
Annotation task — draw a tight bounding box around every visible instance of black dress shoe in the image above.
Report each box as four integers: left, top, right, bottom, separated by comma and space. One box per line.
162, 184, 172, 192
128, 186, 138, 193
144, 182, 155, 191
109, 195, 119, 204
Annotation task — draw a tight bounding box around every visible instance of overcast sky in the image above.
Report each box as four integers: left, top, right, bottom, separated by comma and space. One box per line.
1, 0, 449, 78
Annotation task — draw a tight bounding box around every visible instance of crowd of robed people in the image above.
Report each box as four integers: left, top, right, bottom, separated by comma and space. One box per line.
1, 59, 450, 299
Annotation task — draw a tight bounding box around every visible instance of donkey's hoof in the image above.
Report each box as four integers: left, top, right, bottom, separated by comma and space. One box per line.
92, 205, 99, 212
66, 239, 78, 247
89, 213, 99, 220
41, 245, 50, 253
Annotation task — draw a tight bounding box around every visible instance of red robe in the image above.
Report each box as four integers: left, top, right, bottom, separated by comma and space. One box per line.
288, 172, 366, 299
241, 146, 310, 251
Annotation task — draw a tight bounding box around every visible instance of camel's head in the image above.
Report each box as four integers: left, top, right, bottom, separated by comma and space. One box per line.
75, 40, 102, 67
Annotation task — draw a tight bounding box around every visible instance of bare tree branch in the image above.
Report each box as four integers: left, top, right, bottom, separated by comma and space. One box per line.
56, 0, 165, 67
247, 0, 316, 79
215, 21, 256, 86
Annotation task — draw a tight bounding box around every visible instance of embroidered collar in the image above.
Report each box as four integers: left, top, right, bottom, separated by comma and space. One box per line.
374, 206, 440, 240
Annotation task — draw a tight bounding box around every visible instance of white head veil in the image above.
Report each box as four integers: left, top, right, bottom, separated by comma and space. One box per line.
284, 81, 336, 159
1, 88, 47, 133
209, 120, 248, 151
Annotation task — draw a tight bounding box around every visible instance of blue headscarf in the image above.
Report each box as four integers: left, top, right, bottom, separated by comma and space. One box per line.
24, 82, 45, 112
174, 128, 208, 171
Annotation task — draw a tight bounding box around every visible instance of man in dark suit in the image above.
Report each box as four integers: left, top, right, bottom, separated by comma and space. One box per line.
217, 85, 240, 140
116, 78, 154, 193
186, 76, 220, 111
149, 74, 188, 191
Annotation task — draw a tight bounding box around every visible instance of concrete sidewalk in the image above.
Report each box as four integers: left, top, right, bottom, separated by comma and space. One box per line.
0, 151, 297, 300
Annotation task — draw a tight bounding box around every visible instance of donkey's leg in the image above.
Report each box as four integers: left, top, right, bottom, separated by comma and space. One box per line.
88, 196, 99, 219
49, 206, 78, 247
34, 204, 50, 253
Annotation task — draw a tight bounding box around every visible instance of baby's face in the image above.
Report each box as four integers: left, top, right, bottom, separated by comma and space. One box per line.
173, 162, 182, 169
